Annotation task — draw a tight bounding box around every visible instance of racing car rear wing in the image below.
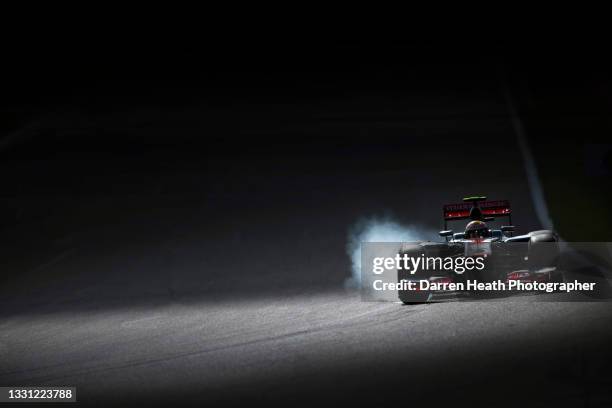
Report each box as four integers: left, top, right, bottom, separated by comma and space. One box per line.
443, 200, 511, 229
443, 200, 511, 220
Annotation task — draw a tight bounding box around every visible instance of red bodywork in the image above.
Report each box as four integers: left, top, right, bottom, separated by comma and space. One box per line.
443, 200, 511, 221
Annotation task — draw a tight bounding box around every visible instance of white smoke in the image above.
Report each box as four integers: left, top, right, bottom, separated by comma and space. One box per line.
345, 216, 437, 289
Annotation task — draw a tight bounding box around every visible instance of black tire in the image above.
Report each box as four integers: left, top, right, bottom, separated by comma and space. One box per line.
527, 230, 559, 271
397, 244, 431, 304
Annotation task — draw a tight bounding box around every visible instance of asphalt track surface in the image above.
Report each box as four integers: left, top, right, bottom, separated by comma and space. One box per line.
2, 289, 612, 407
2, 58, 612, 407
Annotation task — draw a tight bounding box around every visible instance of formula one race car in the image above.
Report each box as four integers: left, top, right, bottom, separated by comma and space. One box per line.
398, 196, 561, 303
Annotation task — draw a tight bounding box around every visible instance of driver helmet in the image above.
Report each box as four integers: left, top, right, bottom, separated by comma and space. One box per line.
465, 220, 489, 239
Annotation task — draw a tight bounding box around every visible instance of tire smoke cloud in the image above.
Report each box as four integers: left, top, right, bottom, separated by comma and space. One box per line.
346, 216, 437, 288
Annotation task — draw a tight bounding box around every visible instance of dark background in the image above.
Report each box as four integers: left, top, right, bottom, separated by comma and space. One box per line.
1, 38, 612, 406
2, 40, 610, 297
